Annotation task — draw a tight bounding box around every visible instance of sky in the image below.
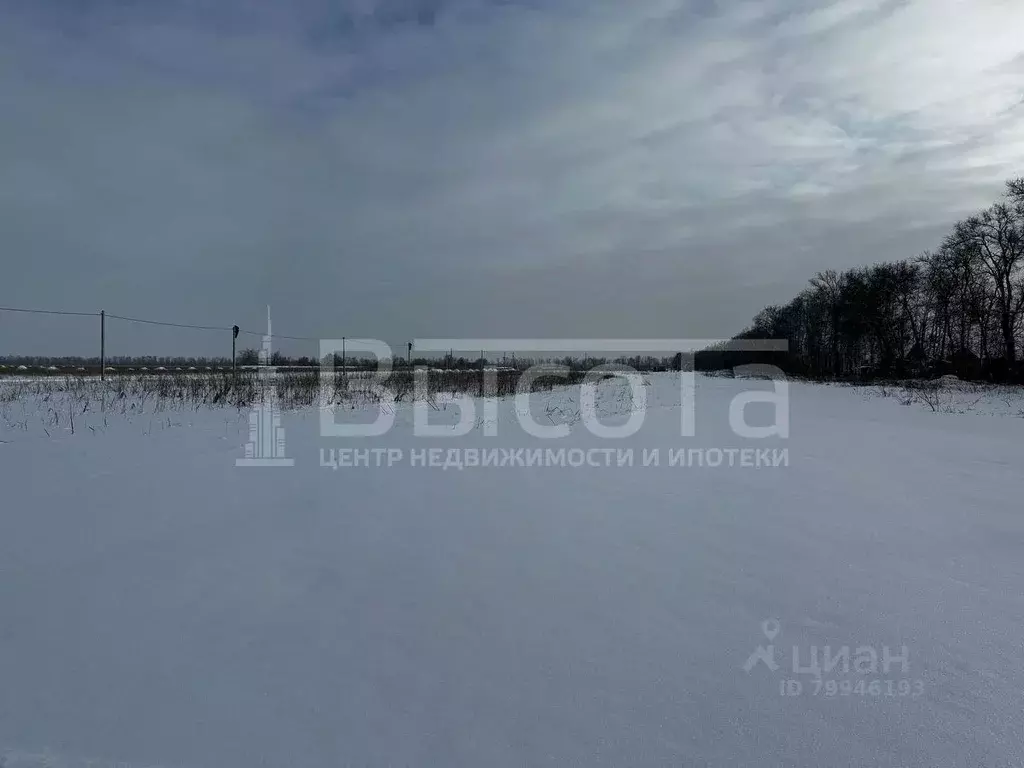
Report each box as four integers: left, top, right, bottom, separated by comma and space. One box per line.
2, 0, 1024, 358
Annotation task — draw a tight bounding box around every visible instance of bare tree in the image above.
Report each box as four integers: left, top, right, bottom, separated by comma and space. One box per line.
957, 201, 1024, 363
809, 269, 844, 377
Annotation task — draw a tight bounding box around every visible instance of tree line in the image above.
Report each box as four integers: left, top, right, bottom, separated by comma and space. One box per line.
698, 178, 1024, 383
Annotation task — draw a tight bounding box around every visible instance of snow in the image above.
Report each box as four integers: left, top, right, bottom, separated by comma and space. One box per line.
0, 374, 1023, 768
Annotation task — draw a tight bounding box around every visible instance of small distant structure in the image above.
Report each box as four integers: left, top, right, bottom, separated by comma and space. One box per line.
17, 364, 28, 371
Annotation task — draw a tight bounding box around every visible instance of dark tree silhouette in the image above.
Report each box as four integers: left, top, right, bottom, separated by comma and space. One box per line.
700, 177, 1024, 383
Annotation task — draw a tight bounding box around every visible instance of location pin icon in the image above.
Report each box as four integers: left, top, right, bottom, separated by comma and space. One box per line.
762, 619, 780, 641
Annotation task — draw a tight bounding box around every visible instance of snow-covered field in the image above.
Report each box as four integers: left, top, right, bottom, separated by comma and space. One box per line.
1, 373, 1023, 767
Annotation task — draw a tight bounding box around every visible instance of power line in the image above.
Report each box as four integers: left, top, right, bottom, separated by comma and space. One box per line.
1, 304, 376, 344
238, 329, 316, 341
237, 329, 378, 345
105, 313, 233, 333
0, 305, 98, 317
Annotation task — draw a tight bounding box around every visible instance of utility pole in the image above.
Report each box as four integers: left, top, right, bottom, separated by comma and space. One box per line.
232, 325, 239, 381
407, 341, 412, 366
100, 310, 105, 380
341, 336, 346, 389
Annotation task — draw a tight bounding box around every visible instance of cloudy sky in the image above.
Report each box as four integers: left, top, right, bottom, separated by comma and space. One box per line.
2, 0, 1023, 357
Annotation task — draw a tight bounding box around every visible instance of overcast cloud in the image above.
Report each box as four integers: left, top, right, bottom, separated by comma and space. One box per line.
2, 0, 1023, 357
